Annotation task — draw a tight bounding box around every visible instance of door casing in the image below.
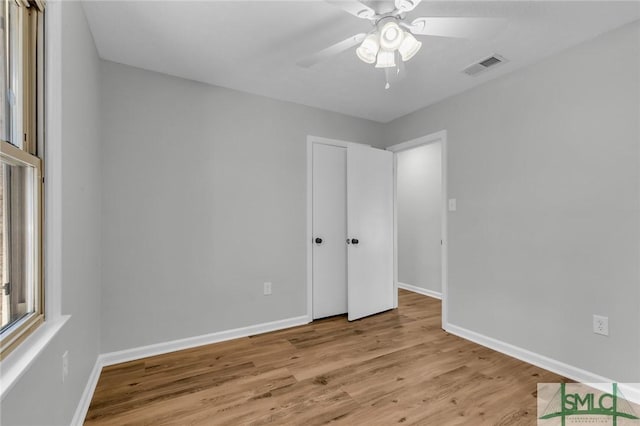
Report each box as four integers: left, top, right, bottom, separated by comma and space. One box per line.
386, 130, 449, 328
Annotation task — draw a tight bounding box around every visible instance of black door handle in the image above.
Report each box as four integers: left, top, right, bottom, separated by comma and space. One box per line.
315, 237, 323, 244
351, 238, 359, 245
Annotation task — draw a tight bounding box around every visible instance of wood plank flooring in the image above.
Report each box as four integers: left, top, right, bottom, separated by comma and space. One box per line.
85, 290, 568, 425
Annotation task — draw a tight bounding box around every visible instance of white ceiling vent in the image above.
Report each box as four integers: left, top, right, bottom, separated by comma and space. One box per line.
463, 54, 508, 77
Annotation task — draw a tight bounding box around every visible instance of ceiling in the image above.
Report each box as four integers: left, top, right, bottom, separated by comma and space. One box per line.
82, 1, 640, 123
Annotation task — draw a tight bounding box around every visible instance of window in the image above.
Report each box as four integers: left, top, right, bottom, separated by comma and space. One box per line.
0, 0, 44, 359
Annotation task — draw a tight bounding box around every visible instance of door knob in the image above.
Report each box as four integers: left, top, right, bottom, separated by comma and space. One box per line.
351, 238, 359, 245
315, 237, 323, 244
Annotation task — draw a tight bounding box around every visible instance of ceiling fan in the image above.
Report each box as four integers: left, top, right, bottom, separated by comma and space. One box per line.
298, 0, 505, 88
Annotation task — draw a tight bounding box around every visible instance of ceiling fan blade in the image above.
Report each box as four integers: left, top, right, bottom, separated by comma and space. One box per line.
394, 0, 422, 13
403, 17, 507, 39
325, 0, 378, 20
297, 33, 367, 68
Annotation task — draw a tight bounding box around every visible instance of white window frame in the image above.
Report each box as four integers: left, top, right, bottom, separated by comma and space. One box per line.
0, 0, 67, 400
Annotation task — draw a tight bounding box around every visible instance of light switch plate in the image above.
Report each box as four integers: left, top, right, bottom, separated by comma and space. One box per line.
448, 199, 457, 211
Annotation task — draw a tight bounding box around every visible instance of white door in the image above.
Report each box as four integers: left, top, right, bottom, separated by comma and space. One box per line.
347, 144, 394, 321
312, 143, 347, 319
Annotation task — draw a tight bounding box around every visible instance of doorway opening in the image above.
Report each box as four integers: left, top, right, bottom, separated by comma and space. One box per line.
387, 130, 448, 327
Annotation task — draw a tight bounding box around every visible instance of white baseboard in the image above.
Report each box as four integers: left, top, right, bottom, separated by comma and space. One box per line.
398, 282, 442, 300
71, 357, 103, 426
72, 314, 640, 424
445, 322, 640, 404
72, 315, 309, 425
100, 315, 310, 367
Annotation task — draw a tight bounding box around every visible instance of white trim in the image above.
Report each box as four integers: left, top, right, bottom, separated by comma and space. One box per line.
386, 130, 447, 153
70, 356, 103, 426
390, 150, 399, 308
619, 384, 640, 407
0, 0, 66, 402
398, 282, 442, 300
445, 323, 640, 404
0, 315, 69, 400
45, 0, 63, 322
71, 315, 309, 424
306, 137, 313, 322
441, 137, 449, 327
387, 130, 448, 328
100, 315, 309, 367
307, 135, 368, 150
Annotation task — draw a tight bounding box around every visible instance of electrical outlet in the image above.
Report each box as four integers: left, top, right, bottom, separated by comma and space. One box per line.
593, 315, 609, 336
62, 350, 69, 382
448, 198, 457, 211
264, 282, 272, 296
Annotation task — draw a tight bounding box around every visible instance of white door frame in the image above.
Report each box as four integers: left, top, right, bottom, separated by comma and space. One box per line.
306, 136, 370, 322
386, 130, 449, 328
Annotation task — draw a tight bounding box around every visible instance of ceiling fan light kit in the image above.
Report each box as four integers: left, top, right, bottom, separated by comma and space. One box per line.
398, 32, 422, 62
375, 49, 396, 68
359, 21, 421, 71
299, 0, 506, 88
356, 34, 380, 64
356, 15, 422, 74
379, 20, 404, 50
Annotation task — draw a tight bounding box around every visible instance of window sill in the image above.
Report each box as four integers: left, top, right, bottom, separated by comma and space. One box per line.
0, 315, 70, 400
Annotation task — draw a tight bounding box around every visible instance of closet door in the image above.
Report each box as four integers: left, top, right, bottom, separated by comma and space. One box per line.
347, 144, 394, 321
312, 143, 348, 319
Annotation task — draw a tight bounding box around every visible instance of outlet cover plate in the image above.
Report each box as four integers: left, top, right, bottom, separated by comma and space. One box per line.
593, 315, 609, 336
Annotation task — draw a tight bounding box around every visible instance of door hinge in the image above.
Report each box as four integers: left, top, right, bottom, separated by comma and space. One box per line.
2, 282, 11, 296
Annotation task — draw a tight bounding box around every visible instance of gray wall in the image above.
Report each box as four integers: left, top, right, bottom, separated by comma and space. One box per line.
3, 11, 638, 425
397, 142, 442, 294
1, 2, 102, 425
99, 61, 386, 353
384, 21, 640, 382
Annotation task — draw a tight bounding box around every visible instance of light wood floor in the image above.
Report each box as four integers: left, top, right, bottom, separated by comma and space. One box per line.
85, 290, 567, 425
